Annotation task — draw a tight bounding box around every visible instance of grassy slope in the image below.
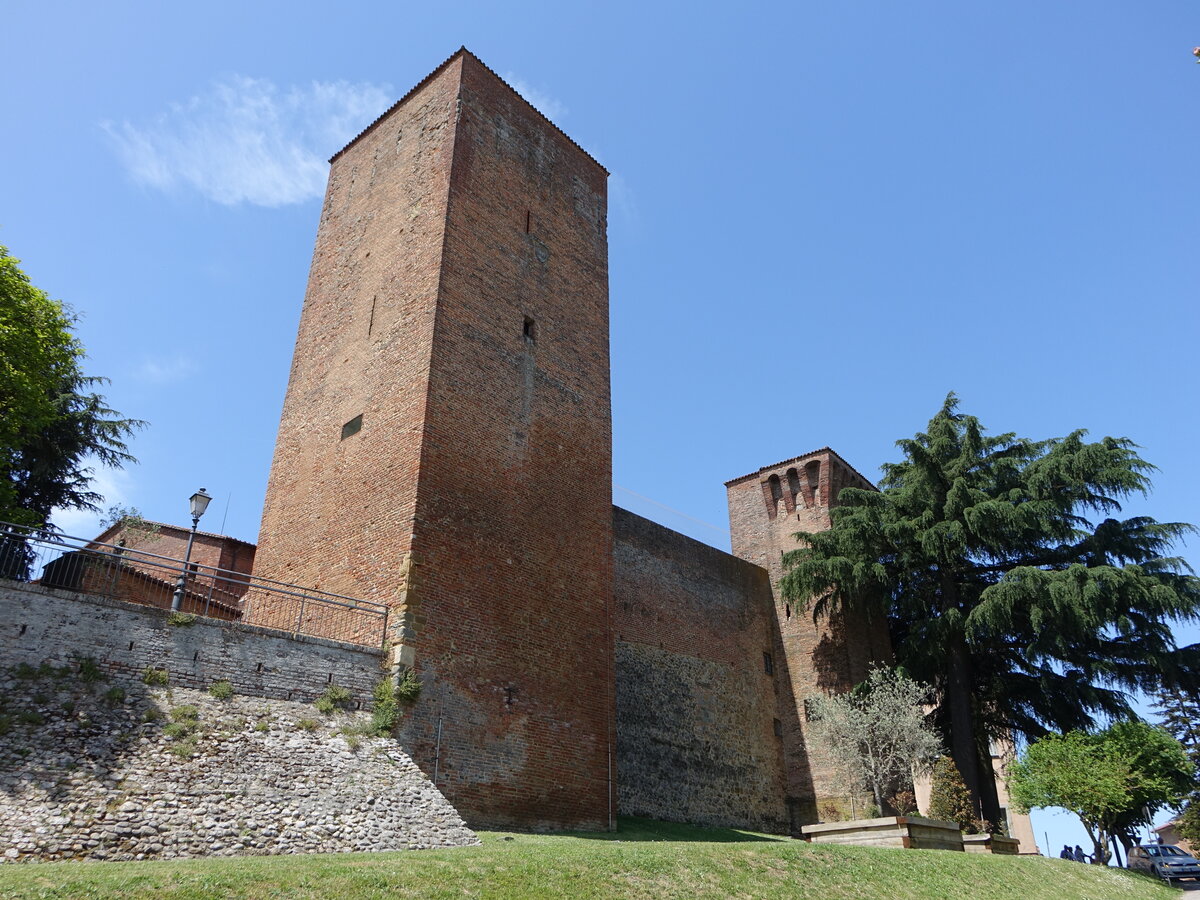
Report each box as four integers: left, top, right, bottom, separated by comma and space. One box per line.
0, 818, 1180, 900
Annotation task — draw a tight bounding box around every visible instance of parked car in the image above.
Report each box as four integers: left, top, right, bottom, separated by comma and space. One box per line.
1128, 844, 1200, 884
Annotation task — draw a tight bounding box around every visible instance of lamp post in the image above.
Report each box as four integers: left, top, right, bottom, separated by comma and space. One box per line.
171, 488, 212, 613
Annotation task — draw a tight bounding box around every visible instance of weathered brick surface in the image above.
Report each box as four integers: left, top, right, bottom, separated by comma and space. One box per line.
726, 449, 893, 827
0, 583, 383, 704
254, 50, 614, 830
612, 508, 787, 832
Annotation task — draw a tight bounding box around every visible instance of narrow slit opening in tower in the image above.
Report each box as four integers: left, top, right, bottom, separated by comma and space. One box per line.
523, 316, 537, 344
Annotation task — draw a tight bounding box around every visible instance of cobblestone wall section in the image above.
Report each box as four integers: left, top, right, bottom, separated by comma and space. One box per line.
612, 507, 788, 833
0, 674, 477, 862
0, 583, 384, 705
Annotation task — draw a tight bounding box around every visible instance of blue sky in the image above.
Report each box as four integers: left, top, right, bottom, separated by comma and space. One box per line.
5, 0, 1198, 856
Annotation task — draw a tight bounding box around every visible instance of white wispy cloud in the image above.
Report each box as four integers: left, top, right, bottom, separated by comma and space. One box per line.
503, 72, 567, 121
136, 356, 196, 385
608, 172, 640, 233
103, 76, 393, 207
51, 466, 134, 538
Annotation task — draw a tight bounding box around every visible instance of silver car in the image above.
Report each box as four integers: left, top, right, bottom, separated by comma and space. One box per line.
1128, 844, 1200, 884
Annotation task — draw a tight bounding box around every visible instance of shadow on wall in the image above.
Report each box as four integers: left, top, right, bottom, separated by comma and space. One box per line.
812, 617, 854, 694
551, 816, 786, 844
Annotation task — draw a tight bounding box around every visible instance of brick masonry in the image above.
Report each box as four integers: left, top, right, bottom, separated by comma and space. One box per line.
0, 582, 384, 704
253, 49, 614, 830
726, 449, 893, 826
612, 508, 788, 832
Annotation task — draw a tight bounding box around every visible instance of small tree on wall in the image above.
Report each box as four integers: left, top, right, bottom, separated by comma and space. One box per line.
928, 756, 979, 832
807, 667, 941, 816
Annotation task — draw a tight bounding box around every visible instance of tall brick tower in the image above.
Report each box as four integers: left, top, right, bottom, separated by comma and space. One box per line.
253, 49, 614, 830
726, 448, 891, 827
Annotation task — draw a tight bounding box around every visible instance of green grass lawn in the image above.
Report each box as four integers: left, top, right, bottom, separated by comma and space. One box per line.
0, 818, 1181, 899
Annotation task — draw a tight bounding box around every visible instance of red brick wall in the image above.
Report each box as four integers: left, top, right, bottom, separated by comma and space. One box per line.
253, 56, 459, 609
612, 507, 788, 832
726, 449, 892, 826
254, 51, 614, 830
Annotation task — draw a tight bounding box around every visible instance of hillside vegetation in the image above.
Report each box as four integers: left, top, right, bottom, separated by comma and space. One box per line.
0, 818, 1181, 899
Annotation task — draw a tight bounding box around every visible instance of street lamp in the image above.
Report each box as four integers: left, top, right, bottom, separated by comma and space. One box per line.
171, 488, 213, 613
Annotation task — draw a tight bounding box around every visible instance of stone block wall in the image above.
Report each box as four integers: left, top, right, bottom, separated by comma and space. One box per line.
612, 507, 788, 833
0, 582, 384, 705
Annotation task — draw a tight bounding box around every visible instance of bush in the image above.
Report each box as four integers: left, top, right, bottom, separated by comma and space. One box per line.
315, 683, 352, 715
395, 669, 422, 704
296, 718, 320, 732
209, 680, 234, 700
104, 686, 126, 705
169, 737, 198, 758
927, 756, 976, 831
142, 667, 169, 687
889, 789, 918, 816
17, 710, 44, 726
370, 679, 402, 736
167, 612, 197, 627
77, 657, 105, 684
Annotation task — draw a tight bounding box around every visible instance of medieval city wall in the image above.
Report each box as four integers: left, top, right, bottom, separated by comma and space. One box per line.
612, 507, 789, 834
0, 582, 383, 704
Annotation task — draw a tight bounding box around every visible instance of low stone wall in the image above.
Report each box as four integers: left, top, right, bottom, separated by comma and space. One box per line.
802, 816, 965, 851
0, 667, 477, 862
0, 582, 383, 705
963, 833, 1021, 855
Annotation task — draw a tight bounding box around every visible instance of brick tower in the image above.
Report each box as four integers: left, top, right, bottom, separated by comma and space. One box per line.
726, 448, 892, 827
253, 49, 614, 830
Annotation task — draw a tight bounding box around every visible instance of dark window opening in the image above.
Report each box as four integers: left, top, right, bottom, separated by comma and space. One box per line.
504, 686, 517, 706
523, 316, 537, 344
785, 603, 791, 619
763, 651, 774, 676
341, 414, 363, 440
773, 718, 783, 738
525, 210, 532, 233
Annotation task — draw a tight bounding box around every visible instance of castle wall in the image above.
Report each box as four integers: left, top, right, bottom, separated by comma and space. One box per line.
612, 507, 788, 833
726, 449, 892, 826
0, 582, 383, 704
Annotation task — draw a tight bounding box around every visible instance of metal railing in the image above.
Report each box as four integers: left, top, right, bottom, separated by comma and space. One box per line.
0, 523, 388, 649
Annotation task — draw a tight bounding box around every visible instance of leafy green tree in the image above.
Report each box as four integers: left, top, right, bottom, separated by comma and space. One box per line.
927, 755, 978, 831
1009, 723, 1190, 865
806, 667, 942, 815
1103, 720, 1194, 854
0, 245, 141, 539
781, 395, 1200, 825
1009, 730, 1130, 864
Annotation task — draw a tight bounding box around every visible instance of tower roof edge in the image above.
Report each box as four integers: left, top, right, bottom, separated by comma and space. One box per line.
329, 47, 609, 175
724, 447, 877, 490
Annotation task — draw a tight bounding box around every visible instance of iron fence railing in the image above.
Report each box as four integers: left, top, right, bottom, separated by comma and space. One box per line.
0, 522, 388, 649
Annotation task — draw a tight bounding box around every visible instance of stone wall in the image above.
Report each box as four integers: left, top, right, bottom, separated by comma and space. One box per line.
0, 582, 384, 705
612, 507, 788, 833
0, 672, 477, 861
